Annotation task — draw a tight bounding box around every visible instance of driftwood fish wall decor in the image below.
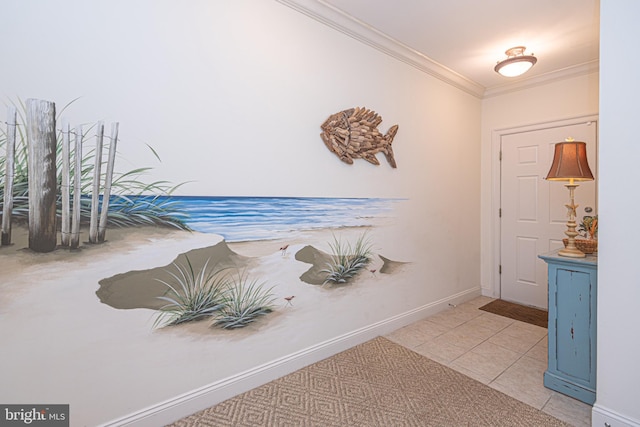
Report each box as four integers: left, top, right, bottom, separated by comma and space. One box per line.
320, 107, 399, 168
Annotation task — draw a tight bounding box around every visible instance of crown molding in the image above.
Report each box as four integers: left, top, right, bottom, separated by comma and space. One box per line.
483, 60, 600, 98
276, 0, 599, 100
276, 0, 486, 99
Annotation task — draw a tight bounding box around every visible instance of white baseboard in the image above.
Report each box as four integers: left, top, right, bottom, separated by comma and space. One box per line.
99, 287, 480, 427
592, 404, 640, 427
480, 287, 496, 298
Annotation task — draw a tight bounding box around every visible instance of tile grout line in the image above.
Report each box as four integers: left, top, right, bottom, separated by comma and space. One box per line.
441, 310, 547, 389
391, 297, 591, 426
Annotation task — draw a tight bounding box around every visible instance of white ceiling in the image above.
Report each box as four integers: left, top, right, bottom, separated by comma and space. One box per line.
280, 0, 600, 97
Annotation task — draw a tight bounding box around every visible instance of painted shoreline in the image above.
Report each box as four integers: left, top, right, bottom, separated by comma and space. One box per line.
96, 226, 406, 312
0, 222, 413, 426
1, 222, 407, 319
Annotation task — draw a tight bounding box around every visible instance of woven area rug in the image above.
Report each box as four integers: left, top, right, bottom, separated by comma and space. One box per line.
169, 337, 568, 426
479, 299, 548, 328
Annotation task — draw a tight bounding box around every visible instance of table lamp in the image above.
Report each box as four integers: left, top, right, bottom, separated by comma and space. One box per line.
545, 138, 594, 258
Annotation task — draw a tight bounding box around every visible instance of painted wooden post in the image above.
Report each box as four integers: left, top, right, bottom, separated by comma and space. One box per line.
98, 122, 118, 242
60, 121, 71, 246
1, 106, 17, 246
26, 99, 57, 253
70, 125, 83, 249
89, 121, 104, 243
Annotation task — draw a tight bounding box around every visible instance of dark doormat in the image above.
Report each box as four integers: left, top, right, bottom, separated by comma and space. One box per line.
479, 299, 548, 328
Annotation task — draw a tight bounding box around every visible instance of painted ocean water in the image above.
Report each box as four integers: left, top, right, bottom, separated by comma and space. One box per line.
160, 196, 402, 242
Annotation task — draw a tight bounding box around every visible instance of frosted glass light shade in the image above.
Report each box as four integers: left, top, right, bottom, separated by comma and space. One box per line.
494, 46, 537, 77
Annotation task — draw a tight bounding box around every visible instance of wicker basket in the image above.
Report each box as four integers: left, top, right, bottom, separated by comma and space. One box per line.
563, 238, 598, 254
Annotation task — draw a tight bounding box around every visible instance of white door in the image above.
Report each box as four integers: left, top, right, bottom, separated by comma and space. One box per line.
500, 121, 597, 309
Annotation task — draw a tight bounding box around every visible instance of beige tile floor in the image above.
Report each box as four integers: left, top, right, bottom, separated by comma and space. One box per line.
384, 296, 592, 427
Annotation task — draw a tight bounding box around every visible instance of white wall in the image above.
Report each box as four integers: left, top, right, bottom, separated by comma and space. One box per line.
593, 1, 640, 425
0, 1, 482, 424
480, 74, 599, 297
1, 0, 477, 200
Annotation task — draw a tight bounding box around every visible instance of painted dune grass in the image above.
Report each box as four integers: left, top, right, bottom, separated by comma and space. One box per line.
151, 257, 277, 330
0, 100, 189, 237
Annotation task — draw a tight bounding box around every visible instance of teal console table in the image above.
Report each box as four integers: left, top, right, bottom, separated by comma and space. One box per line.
539, 251, 597, 405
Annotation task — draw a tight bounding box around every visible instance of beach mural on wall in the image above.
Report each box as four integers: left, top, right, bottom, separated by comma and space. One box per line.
0, 2, 483, 423
1, 99, 409, 336
96, 195, 407, 330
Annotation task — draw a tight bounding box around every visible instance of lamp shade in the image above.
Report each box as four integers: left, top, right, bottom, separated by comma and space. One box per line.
545, 140, 594, 181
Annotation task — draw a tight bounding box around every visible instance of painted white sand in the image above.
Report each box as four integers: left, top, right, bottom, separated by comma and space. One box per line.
0, 224, 416, 426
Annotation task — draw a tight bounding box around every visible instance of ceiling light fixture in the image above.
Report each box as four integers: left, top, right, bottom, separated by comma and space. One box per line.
494, 46, 537, 77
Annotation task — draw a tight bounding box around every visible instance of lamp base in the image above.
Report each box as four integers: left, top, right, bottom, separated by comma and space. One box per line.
558, 246, 586, 258
557, 182, 586, 259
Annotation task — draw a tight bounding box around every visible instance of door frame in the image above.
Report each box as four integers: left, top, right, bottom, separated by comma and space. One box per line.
490, 114, 599, 301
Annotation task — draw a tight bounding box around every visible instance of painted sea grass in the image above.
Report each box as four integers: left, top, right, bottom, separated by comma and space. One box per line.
153, 258, 229, 328
321, 232, 373, 285
0, 99, 189, 230
213, 271, 276, 329
153, 262, 276, 330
